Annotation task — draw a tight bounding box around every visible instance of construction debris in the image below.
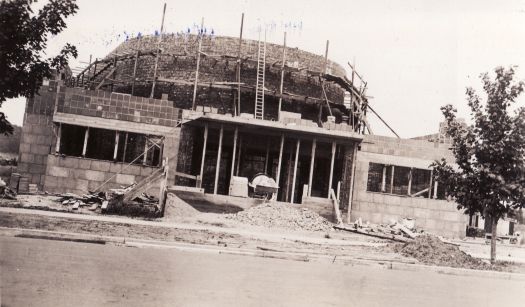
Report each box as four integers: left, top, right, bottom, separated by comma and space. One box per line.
225, 202, 333, 232
0, 177, 17, 200
393, 234, 494, 270
54, 184, 159, 216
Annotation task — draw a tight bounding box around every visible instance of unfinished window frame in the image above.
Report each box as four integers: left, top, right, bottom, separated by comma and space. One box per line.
56, 123, 163, 167
366, 162, 445, 200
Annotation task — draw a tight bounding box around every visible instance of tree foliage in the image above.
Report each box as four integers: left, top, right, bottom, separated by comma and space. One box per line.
433, 66, 525, 262
0, 0, 78, 135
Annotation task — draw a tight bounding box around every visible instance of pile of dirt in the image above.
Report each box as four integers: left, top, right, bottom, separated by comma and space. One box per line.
393, 235, 493, 270
225, 202, 333, 232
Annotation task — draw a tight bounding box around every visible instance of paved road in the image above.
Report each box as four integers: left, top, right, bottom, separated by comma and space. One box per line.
1, 236, 524, 307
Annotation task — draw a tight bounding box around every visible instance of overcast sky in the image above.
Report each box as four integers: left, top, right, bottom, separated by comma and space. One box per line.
3, 0, 525, 138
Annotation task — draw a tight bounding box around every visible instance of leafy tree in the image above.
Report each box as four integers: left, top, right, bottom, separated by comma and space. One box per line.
433, 66, 525, 263
0, 0, 78, 135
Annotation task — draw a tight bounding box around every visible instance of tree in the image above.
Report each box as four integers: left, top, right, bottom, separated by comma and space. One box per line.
0, 0, 78, 135
433, 66, 525, 263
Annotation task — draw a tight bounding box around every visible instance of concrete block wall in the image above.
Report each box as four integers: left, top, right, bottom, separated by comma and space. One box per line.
17, 83, 60, 189
57, 87, 181, 127
44, 155, 161, 195
350, 135, 467, 238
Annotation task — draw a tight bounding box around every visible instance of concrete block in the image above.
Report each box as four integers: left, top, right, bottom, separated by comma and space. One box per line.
109, 162, 122, 174
443, 211, 462, 222
122, 164, 141, 176
83, 170, 106, 182
44, 175, 58, 188
30, 144, 50, 155
19, 143, 31, 153
75, 179, 89, 192
140, 166, 155, 177
59, 157, 79, 169
90, 160, 110, 172
48, 166, 69, 178
78, 159, 92, 170
28, 164, 45, 174
115, 173, 135, 185
413, 208, 430, 219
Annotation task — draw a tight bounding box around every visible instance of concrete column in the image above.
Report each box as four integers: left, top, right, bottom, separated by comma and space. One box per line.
199, 124, 208, 189
346, 144, 358, 224
113, 132, 120, 160
82, 127, 89, 157
308, 139, 316, 197
327, 141, 336, 198
290, 138, 300, 203
214, 125, 224, 195
55, 123, 62, 153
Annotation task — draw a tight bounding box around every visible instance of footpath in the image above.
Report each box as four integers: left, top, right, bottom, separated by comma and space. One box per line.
1, 207, 525, 280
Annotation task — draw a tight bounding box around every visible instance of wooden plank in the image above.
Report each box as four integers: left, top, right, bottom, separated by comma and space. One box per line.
174, 171, 198, 180
308, 139, 316, 197
290, 139, 300, 203
346, 145, 358, 224
278, 32, 287, 121
113, 132, 119, 160
327, 141, 336, 198
192, 17, 205, 110
330, 189, 343, 225
214, 125, 223, 195
236, 13, 244, 116
95, 67, 116, 90
199, 124, 208, 188
230, 126, 238, 180
82, 127, 89, 157
276, 133, 284, 188
55, 123, 62, 153
150, 3, 167, 98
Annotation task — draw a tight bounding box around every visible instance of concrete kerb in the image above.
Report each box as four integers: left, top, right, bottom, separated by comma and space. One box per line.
2, 226, 525, 281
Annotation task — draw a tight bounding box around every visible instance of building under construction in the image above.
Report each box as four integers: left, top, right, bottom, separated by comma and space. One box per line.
16, 30, 469, 238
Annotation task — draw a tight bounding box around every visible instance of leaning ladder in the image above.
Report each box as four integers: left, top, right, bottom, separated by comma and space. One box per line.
254, 31, 266, 120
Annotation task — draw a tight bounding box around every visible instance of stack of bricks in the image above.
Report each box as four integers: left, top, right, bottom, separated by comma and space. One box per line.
57, 88, 181, 127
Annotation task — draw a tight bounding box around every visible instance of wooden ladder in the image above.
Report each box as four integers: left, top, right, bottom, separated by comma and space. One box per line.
254, 30, 266, 120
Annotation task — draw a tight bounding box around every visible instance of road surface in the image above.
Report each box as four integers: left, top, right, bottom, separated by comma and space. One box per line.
1, 236, 524, 306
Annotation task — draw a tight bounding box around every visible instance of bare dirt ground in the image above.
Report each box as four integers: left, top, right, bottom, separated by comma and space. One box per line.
2, 194, 525, 273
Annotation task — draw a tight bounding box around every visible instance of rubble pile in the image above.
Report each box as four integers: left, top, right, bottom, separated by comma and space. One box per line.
56, 184, 160, 216
393, 234, 492, 270
225, 202, 333, 232
0, 177, 17, 200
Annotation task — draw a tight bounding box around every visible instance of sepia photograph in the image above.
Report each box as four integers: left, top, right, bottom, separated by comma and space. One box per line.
1, 0, 525, 306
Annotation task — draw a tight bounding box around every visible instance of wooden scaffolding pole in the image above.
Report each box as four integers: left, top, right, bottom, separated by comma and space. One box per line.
150, 3, 167, 98
328, 141, 336, 198
277, 32, 286, 121
229, 126, 238, 191
346, 145, 358, 223
276, 133, 284, 188
308, 139, 316, 197
235, 135, 242, 176
55, 123, 62, 153
214, 125, 224, 195
192, 17, 205, 110
113, 132, 120, 160
82, 127, 89, 157
290, 139, 300, 203
236, 13, 244, 116
199, 124, 208, 188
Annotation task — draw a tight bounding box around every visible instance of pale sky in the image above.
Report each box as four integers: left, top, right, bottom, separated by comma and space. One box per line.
3, 0, 525, 138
